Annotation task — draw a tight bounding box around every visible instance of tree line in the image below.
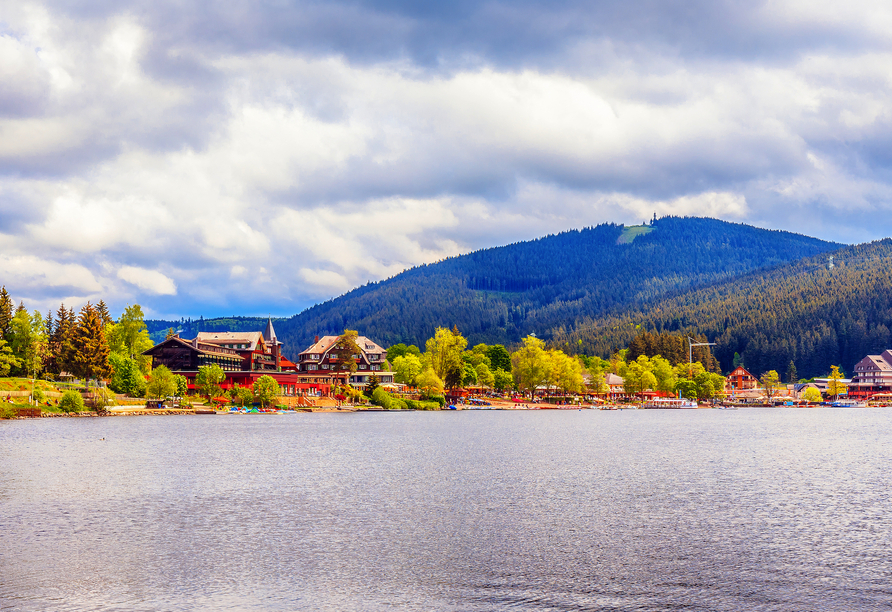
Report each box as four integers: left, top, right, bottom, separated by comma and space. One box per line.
554, 239, 892, 379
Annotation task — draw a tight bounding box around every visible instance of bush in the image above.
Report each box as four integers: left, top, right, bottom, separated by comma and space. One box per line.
32, 388, 45, 403
424, 394, 446, 408
59, 390, 85, 413
371, 386, 392, 408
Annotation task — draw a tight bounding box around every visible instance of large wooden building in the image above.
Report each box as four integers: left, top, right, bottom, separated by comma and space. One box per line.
847, 350, 892, 399
144, 321, 393, 397
143, 318, 304, 395
296, 335, 394, 392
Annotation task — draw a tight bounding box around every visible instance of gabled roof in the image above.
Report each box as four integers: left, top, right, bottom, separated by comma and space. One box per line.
857, 354, 892, 371
605, 373, 624, 385
301, 335, 339, 355
730, 366, 756, 378
196, 331, 263, 351
143, 335, 240, 358
300, 335, 386, 356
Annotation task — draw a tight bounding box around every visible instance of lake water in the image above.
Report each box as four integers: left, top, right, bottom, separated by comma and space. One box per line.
2, 408, 891, 611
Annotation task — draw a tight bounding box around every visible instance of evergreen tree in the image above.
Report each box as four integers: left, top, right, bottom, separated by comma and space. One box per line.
786, 360, 798, 384
71, 303, 111, 383
0, 286, 13, 342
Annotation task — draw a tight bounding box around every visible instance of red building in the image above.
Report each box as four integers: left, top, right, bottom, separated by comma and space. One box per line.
725, 366, 758, 392
144, 319, 306, 396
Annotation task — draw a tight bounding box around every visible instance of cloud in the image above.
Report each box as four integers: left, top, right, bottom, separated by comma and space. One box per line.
116, 266, 177, 295
1, 0, 892, 319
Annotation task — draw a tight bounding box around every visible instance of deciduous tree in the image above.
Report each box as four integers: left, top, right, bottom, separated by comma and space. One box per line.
827, 365, 846, 400
146, 365, 176, 399
760, 370, 781, 401
253, 375, 280, 408
801, 387, 822, 403
393, 353, 422, 386
426, 326, 467, 390
195, 364, 225, 403
511, 336, 552, 398
416, 368, 445, 396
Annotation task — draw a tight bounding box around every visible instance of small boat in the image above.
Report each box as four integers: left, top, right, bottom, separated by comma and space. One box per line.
641, 398, 698, 409
830, 399, 868, 408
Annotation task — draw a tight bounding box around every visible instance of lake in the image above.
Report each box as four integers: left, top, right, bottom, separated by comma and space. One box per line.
2, 408, 890, 611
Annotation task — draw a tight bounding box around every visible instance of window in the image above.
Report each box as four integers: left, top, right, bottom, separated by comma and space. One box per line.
322, 364, 329, 369
308, 365, 317, 371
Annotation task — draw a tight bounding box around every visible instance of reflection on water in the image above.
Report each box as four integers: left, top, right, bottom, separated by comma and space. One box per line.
1, 409, 891, 611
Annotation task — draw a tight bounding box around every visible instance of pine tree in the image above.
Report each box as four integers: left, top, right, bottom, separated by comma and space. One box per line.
0, 287, 13, 341
96, 300, 113, 327
71, 303, 111, 383
786, 360, 798, 383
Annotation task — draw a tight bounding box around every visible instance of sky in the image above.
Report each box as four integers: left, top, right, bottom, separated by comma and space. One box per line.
2, 0, 892, 320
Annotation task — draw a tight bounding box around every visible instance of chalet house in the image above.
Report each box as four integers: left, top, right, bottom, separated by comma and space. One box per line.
605, 373, 624, 398
844, 351, 892, 398
143, 319, 304, 396
297, 334, 394, 391
725, 366, 758, 392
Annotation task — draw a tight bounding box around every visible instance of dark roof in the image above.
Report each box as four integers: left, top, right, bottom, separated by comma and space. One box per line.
263, 318, 279, 345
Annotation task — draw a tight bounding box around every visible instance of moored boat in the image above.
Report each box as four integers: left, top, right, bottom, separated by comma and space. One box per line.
641, 398, 698, 409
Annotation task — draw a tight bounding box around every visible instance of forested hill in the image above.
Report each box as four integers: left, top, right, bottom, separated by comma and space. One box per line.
553, 239, 892, 379
145, 316, 285, 344
275, 217, 839, 358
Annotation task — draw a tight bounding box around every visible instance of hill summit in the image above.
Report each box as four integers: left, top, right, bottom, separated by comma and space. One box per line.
274, 217, 839, 357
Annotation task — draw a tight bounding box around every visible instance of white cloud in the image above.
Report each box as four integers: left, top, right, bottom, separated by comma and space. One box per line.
2, 1, 892, 317
116, 266, 177, 295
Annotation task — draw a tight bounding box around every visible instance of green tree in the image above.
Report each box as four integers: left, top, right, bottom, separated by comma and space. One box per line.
146, 365, 177, 399
108, 354, 147, 397
475, 362, 495, 388
71, 303, 111, 384
462, 362, 478, 387
393, 353, 423, 386
253, 375, 280, 408
827, 365, 846, 400
586, 358, 608, 394
511, 336, 552, 398
785, 360, 798, 384
364, 373, 380, 398
230, 385, 254, 407
760, 370, 781, 401
426, 326, 467, 390
174, 374, 188, 397
59, 390, 85, 413
0, 286, 13, 342
0, 338, 22, 376
486, 345, 511, 372
8, 309, 47, 378
107, 304, 153, 374
493, 368, 513, 392
416, 368, 445, 396
551, 351, 585, 394
195, 364, 225, 403
386, 343, 421, 362
802, 387, 822, 403
651, 355, 677, 393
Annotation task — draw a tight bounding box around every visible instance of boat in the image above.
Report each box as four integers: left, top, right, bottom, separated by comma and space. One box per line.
641, 398, 698, 409
830, 399, 868, 408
